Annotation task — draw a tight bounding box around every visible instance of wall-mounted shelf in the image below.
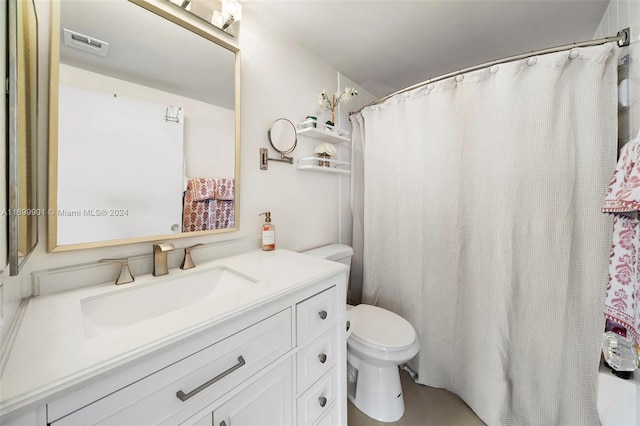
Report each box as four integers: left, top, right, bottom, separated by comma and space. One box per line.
296, 157, 350, 175
296, 119, 350, 144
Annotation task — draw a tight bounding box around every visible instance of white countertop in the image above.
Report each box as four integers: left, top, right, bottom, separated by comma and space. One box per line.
0, 249, 347, 416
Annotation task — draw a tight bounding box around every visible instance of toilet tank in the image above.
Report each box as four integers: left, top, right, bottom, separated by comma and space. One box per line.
302, 244, 355, 304
302, 244, 353, 268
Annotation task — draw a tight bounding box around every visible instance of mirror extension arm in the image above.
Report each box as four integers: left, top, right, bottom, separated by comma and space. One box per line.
260, 147, 293, 170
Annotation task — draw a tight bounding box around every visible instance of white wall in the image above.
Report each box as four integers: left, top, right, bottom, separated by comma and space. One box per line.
238, 11, 374, 252
0, 2, 374, 343
594, 0, 640, 140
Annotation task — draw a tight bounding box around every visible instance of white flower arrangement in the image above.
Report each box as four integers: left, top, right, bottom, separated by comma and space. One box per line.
314, 143, 337, 157
317, 87, 358, 125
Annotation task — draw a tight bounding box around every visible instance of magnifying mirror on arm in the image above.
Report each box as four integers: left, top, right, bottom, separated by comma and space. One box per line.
260, 118, 297, 169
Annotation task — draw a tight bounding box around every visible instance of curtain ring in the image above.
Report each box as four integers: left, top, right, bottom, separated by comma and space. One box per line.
569, 49, 579, 59
455, 75, 464, 82
489, 65, 499, 74
527, 57, 537, 66
427, 83, 434, 91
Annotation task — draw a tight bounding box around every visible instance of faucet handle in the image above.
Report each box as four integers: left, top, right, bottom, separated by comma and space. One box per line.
181, 243, 204, 270
153, 243, 175, 252
99, 258, 135, 285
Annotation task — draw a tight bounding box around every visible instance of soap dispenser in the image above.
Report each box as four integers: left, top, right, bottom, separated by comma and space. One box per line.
259, 212, 275, 251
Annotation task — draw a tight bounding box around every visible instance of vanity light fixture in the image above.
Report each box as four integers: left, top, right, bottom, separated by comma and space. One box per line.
168, 0, 191, 8
165, 0, 241, 35
221, 0, 241, 29
63, 28, 110, 57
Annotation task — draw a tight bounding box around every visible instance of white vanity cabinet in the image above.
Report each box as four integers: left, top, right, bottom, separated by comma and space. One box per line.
208, 360, 292, 426
0, 251, 348, 426
49, 309, 293, 425
295, 287, 341, 425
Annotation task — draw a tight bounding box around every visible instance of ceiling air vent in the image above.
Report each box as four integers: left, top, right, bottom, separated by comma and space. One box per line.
63, 29, 110, 57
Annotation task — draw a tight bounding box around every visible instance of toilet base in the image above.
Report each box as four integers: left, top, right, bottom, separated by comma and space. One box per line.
347, 352, 405, 422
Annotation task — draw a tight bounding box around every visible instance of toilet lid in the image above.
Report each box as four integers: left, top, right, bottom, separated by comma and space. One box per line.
349, 304, 416, 351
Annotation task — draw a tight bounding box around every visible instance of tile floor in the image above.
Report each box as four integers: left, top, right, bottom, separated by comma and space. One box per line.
347, 370, 486, 426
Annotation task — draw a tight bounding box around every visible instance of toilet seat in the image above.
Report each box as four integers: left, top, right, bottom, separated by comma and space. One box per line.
349, 304, 417, 352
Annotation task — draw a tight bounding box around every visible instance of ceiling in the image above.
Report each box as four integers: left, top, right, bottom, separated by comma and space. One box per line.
242, 1, 611, 98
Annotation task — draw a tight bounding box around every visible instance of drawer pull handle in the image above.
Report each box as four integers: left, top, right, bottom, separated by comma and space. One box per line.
318, 353, 327, 363
176, 356, 246, 402
318, 310, 328, 320
318, 396, 327, 408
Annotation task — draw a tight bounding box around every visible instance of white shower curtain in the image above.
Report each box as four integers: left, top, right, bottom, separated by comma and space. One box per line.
350, 44, 618, 425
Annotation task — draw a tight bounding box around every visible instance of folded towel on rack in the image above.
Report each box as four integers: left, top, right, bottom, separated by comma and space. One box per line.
603, 138, 640, 346
188, 178, 216, 201
214, 178, 235, 201
183, 177, 235, 232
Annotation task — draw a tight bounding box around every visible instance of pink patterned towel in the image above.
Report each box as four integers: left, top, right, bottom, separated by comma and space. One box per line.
183, 177, 235, 232
603, 141, 640, 345
214, 178, 234, 201
188, 178, 216, 201
603, 140, 640, 215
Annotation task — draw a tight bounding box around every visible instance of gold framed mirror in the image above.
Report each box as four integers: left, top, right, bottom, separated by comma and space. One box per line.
7, 0, 39, 275
47, 0, 240, 252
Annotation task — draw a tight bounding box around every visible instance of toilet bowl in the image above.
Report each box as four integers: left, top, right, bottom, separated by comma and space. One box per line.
302, 244, 420, 422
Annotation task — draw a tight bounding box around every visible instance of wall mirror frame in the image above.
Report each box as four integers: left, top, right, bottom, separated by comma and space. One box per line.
47, 0, 241, 252
8, 0, 39, 275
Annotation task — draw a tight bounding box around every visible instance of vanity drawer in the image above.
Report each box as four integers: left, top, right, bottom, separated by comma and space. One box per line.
296, 286, 337, 344
51, 309, 292, 426
314, 403, 339, 426
297, 366, 338, 426
296, 327, 337, 394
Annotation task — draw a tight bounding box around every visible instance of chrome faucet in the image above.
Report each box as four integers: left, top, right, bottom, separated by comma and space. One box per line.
153, 243, 175, 276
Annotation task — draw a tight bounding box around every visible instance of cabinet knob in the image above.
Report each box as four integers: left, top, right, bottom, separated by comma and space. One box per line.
318, 310, 328, 320
318, 353, 327, 364
318, 396, 327, 408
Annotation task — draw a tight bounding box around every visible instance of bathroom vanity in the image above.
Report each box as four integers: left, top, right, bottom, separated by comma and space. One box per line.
0, 250, 348, 425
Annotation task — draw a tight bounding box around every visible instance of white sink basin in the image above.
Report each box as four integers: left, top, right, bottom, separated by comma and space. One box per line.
81, 267, 257, 338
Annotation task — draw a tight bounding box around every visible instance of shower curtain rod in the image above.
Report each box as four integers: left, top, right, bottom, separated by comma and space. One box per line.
351, 27, 630, 115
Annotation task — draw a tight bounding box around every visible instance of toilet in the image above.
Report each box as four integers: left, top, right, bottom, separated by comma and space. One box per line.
302, 244, 420, 422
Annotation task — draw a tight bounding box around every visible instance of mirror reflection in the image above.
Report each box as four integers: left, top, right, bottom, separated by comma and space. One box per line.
268, 118, 297, 154
8, 0, 39, 275
48, 0, 239, 252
